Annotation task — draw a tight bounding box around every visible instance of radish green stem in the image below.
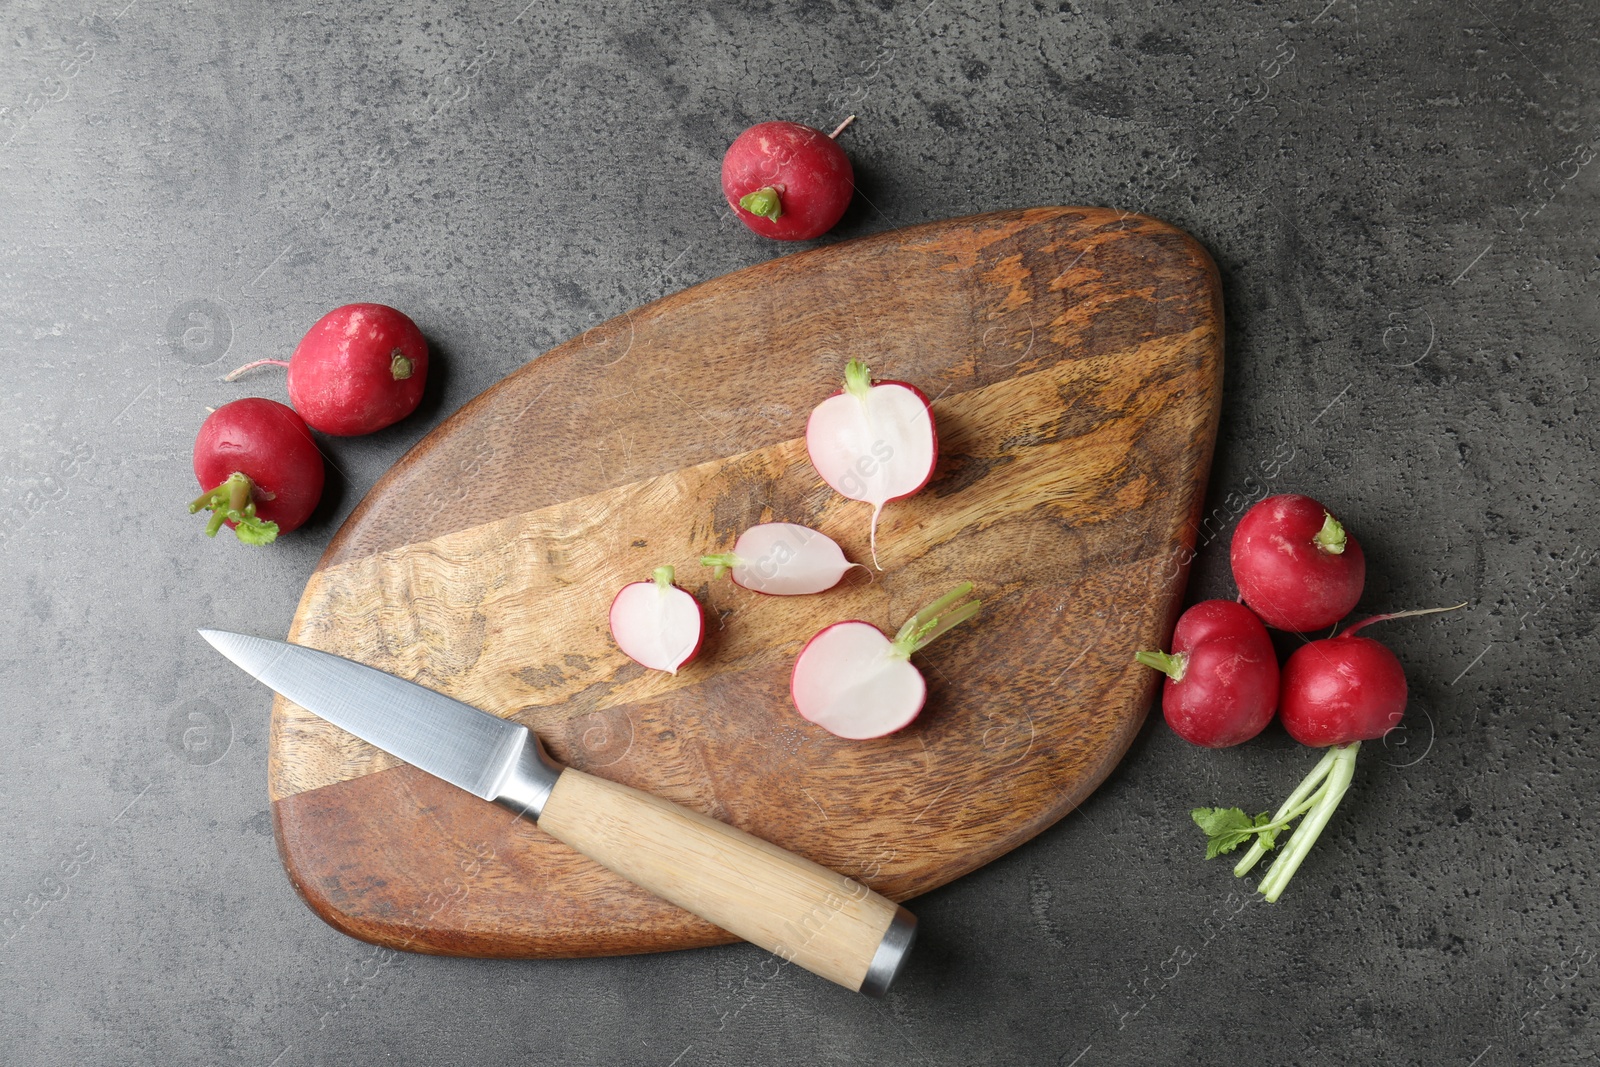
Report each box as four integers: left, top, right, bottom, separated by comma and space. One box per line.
1134, 649, 1189, 681
390, 350, 414, 380
1257, 742, 1360, 902
897, 582, 972, 636
699, 552, 740, 580
843, 358, 874, 401
1313, 512, 1347, 554
890, 582, 980, 657
1199, 743, 1363, 900
911, 601, 981, 648
222, 358, 290, 383
1232, 747, 1339, 877
738, 187, 783, 220
188, 471, 279, 545
651, 565, 677, 590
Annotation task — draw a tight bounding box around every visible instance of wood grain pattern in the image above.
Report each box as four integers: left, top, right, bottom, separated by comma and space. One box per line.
270, 207, 1223, 958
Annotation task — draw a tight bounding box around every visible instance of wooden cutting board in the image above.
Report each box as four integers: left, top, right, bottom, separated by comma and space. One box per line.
269, 207, 1222, 958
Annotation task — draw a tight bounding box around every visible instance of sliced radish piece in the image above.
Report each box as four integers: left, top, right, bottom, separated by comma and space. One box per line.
608, 566, 703, 674
806, 359, 937, 567
700, 522, 860, 595
791, 583, 979, 740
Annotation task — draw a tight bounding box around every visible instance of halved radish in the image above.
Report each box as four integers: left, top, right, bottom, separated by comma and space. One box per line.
806, 359, 937, 567
700, 522, 859, 595
791, 583, 979, 739
608, 566, 703, 674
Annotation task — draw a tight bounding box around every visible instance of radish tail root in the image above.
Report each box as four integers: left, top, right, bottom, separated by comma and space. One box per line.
1339, 603, 1468, 638
869, 502, 884, 569
222, 358, 291, 382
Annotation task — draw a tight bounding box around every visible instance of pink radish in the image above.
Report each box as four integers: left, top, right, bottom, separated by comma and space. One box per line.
1278, 620, 1408, 748
1196, 604, 1463, 902
608, 566, 704, 674
226, 303, 428, 436
701, 522, 859, 595
1136, 599, 1278, 748
806, 359, 937, 567
791, 583, 979, 740
1230, 493, 1366, 632
721, 118, 855, 241
189, 398, 325, 544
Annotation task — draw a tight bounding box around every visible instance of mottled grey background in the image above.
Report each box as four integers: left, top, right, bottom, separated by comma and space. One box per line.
1, 0, 1595, 1064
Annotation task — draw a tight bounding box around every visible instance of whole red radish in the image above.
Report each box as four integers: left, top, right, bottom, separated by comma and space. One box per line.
806, 359, 938, 567
608, 566, 704, 675
791, 583, 979, 740
1278, 619, 1408, 747
1136, 599, 1278, 748
189, 398, 324, 544
722, 119, 854, 241
1231, 494, 1366, 631
227, 304, 428, 436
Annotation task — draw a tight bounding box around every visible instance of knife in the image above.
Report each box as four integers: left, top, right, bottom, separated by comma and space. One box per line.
200, 630, 916, 995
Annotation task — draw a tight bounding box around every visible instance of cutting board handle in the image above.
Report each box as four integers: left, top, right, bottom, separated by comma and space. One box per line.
536, 767, 915, 994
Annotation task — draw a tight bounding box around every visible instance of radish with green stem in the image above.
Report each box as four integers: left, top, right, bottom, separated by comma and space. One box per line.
700, 522, 861, 595
1136, 599, 1278, 748
790, 583, 979, 740
1193, 604, 1463, 901
1230, 493, 1366, 631
189, 398, 324, 545
806, 359, 937, 567
608, 566, 704, 675
721, 118, 855, 241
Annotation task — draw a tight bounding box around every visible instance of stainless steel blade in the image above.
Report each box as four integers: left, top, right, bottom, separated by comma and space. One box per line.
199, 629, 527, 801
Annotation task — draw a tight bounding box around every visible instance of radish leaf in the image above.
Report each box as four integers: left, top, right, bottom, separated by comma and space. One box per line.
189, 471, 281, 545
1192, 807, 1280, 860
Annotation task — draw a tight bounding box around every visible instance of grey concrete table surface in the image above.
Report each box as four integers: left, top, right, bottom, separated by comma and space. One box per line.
1, 0, 1595, 1064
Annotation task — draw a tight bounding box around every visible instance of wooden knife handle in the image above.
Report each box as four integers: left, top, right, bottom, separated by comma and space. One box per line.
536, 767, 915, 994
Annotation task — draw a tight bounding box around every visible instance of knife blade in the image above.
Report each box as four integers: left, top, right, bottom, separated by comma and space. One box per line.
200, 629, 916, 995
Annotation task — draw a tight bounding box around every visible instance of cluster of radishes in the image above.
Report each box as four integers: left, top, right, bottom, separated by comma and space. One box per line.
187, 304, 429, 544
608, 360, 974, 740
1137, 493, 1459, 902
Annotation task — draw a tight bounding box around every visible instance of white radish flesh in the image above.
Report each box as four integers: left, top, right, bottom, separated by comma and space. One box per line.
791, 623, 926, 739
701, 522, 858, 595
790, 583, 980, 740
608, 566, 703, 674
806, 359, 937, 566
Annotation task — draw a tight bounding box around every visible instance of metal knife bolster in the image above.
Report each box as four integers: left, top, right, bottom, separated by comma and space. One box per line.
488, 729, 565, 820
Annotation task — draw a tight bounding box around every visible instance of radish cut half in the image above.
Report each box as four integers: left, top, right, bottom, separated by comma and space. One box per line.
700, 522, 859, 595
790, 583, 980, 739
805, 359, 937, 567
608, 566, 703, 674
